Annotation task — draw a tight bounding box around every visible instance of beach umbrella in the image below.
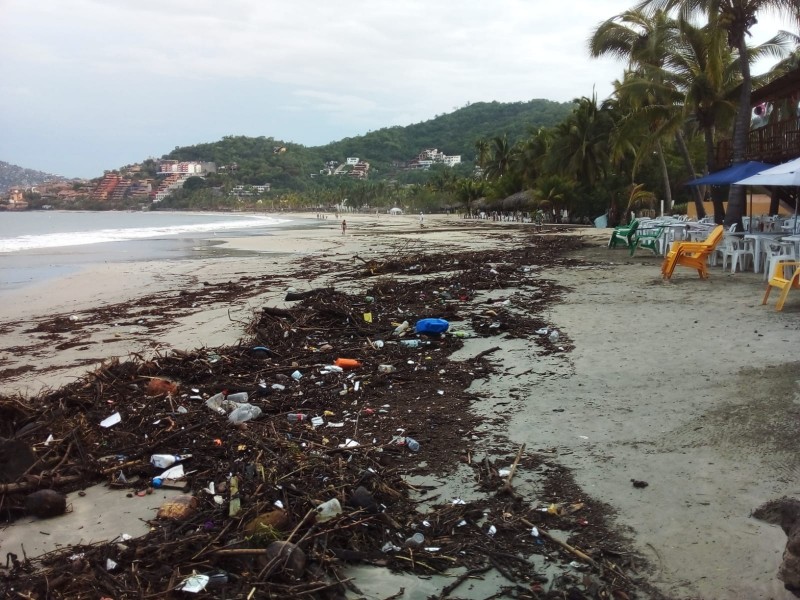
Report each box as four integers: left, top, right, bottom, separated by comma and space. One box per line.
686, 161, 775, 187
687, 161, 775, 229
734, 157, 800, 187
735, 157, 800, 232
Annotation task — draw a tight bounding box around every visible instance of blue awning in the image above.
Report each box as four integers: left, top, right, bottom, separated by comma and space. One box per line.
685, 161, 775, 186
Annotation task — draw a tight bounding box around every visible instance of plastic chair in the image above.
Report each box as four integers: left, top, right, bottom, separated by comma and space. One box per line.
763, 241, 798, 281
727, 237, 755, 273
630, 226, 665, 256
661, 225, 725, 279
762, 260, 800, 310
608, 219, 640, 249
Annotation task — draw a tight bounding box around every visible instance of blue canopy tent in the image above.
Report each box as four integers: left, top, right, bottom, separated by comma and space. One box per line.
686, 161, 774, 228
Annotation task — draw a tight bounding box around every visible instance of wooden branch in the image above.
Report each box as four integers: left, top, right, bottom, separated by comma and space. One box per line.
0, 474, 83, 494
472, 346, 501, 361
520, 517, 597, 567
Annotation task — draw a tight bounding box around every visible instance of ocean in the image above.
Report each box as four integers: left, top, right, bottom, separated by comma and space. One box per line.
0, 211, 294, 292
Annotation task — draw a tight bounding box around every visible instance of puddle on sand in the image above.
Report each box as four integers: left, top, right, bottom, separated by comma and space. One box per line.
0, 483, 185, 558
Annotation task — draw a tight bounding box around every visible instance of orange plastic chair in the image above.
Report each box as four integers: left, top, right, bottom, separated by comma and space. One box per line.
661, 225, 724, 280
762, 260, 800, 311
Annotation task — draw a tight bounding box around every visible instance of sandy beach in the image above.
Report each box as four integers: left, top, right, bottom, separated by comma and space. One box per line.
1, 213, 799, 599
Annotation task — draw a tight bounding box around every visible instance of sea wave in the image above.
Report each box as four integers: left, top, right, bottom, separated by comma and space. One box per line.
0, 216, 287, 253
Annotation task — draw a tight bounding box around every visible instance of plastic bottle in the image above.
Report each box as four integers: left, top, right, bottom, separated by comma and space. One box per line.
287, 413, 306, 423
150, 454, 191, 469
404, 532, 425, 548
225, 391, 249, 403
377, 364, 397, 373
228, 404, 262, 424
400, 339, 427, 348
404, 437, 420, 452
393, 321, 410, 336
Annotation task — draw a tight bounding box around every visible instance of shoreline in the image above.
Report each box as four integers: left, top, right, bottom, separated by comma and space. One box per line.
1, 216, 798, 598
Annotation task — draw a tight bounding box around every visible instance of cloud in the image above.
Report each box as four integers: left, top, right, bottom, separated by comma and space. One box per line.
0, 0, 794, 177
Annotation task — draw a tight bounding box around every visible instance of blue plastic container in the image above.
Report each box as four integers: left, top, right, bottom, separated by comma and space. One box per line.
415, 318, 449, 334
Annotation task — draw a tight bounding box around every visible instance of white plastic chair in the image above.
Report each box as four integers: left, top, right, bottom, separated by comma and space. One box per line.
729, 237, 755, 273
711, 224, 738, 266
764, 241, 798, 280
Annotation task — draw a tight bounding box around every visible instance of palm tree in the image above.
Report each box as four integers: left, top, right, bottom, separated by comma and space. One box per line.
474, 138, 491, 173
511, 128, 553, 189
589, 9, 705, 215
635, 0, 800, 226
547, 94, 615, 188
456, 178, 486, 216
484, 135, 514, 181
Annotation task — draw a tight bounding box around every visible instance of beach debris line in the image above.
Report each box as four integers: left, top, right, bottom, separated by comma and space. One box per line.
0, 234, 652, 598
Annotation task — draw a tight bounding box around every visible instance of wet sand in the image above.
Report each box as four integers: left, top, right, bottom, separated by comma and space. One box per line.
1, 214, 799, 598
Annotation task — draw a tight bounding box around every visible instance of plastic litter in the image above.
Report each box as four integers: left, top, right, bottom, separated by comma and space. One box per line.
100, 412, 121, 428
291, 370, 302, 381
548, 330, 560, 342
415, 318, 449, 335
393, 320, 410, 336
228, 404, 262, 424
315, 498, 342, 522
400, 339, 428, 348
334, 358, 362, 369
404, 532, 425, 548
405, 437, 420, 452
150, 454, 191, 469
224, 392, 249, 403
377, 364, 397, 373
287, 413, 306, 423
178, 573, 210, 593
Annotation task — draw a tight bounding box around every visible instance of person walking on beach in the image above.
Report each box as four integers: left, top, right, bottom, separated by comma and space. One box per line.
341, 219, 347, 235
419, 212, 424, 228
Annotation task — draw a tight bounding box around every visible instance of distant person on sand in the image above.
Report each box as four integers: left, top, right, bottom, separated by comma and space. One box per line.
341, 219, 347, 235
419, 212, 424, 228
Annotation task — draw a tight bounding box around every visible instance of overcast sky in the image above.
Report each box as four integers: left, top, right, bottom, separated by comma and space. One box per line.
0, 1, 793, 179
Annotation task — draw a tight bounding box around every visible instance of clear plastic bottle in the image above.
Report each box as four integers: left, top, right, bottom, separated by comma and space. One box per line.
400, 340, 430, 348
404, 437, 420, 452
287, 413, 306, 423
225, 392, 249, 403
228, 404, 262, 424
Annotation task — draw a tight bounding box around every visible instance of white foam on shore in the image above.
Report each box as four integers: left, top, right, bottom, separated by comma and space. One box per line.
0, 215, 289, 253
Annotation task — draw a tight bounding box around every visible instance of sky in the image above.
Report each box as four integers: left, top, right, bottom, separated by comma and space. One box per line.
0, 1, 794, 179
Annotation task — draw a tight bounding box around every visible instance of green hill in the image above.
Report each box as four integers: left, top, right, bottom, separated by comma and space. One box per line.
165, 99, 574, 190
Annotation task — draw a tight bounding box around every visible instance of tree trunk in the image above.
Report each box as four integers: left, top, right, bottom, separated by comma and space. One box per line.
703, 125, 726, 223
675, 130, 705, 218
725, 34, 753, 230
656, 139, 673, 214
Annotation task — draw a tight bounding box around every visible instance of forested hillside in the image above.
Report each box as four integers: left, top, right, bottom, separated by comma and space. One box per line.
165, 99, 574, 188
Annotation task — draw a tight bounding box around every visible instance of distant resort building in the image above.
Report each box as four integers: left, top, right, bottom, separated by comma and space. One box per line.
404, 148, 461, 170
158, 160, 215, 175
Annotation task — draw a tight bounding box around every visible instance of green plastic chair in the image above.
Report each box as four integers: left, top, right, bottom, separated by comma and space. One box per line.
608, 219, 640, 249
630, 226, 664, 256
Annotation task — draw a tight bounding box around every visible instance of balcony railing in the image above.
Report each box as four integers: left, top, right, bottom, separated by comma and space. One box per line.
716, 115, 800, 166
